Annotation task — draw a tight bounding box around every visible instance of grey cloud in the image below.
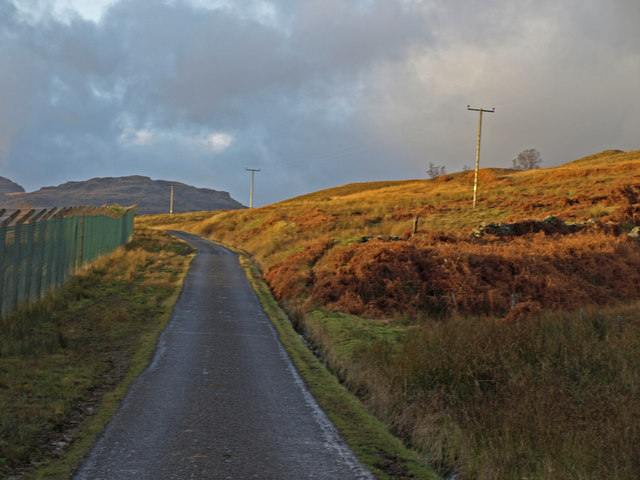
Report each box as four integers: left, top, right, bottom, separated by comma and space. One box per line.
292, 0, 431, 72
0, 0, 638, 206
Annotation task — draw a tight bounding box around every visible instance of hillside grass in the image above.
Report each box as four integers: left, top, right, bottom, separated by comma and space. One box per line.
140, 148, 640, 479
0, 228, 193, 479
138, 149, 640, 271
296, 305, 640, 479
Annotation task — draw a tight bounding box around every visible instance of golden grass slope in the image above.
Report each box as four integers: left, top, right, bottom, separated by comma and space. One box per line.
140, 148, 639, 261
140, 148, 640, 319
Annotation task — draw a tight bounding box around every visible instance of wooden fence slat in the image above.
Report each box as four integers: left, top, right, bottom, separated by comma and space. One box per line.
41, 208, 58, 221
1, 210, 21, 227
29, 209, 49, 224
15, 209, 36, 226
53, 207, 72, 219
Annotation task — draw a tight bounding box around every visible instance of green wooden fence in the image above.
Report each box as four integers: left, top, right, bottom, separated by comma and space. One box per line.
0, 206, 135, 318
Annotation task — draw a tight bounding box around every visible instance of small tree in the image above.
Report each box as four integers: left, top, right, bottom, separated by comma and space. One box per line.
427, 162, 446, 178
512, 148, 542, 170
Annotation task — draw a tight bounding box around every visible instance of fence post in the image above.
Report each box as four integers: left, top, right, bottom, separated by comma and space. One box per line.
23, 223, 36, 304
79, 214, 85, 267
511, 293, 518, 309
11, 225, 23, 315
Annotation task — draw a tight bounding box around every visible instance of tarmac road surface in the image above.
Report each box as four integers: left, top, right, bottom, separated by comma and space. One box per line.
73, 231, 373, 480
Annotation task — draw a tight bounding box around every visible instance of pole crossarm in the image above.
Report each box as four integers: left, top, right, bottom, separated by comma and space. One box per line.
467, 105, 495, 208
467, 106, 495, 113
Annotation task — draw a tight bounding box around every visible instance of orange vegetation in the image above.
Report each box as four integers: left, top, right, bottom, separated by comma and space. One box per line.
265, 229, 640, 319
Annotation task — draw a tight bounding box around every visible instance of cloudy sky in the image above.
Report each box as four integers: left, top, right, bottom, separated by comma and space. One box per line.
1, 0, 638, 206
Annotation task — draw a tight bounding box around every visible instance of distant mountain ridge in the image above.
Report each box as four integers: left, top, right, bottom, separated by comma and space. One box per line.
0, 175, 245, 215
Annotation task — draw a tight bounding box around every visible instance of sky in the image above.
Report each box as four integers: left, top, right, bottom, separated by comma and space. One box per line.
1, 0, 638, 207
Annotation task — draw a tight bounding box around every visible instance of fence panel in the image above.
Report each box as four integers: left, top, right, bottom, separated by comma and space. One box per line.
0, 209, 135, 319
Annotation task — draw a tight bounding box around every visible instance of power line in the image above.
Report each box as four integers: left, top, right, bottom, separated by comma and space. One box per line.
245, 168, 260, 208
467, 105, 495, 208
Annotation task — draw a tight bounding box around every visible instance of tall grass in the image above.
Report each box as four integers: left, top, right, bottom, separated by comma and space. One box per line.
300, 306, 640, 479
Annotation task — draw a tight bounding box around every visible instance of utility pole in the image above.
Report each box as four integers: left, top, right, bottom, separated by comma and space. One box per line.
169, 184, 174, 216
467, 105, 494, 208
245, 168, 260, 208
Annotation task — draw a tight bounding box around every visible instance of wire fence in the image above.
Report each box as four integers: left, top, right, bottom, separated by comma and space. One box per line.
0, 206, 136, 319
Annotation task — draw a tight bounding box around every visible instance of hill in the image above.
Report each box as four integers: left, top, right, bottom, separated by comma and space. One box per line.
140, 146, 640, 318
141, 148, 640, 479
148, 148, 640, 271
0, 177, 25, 195
1, 175, 244, 215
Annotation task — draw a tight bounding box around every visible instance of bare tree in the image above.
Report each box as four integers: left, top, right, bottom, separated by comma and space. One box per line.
512, 149, 542, 170
427, 162, 446, 178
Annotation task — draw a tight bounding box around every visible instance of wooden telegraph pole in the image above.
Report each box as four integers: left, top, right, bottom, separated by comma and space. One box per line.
169, 184, 174, 216
245, 168, 260, 208
467, 105, 494, 208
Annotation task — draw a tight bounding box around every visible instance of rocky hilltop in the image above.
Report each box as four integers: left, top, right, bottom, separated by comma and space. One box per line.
0, 177, 26, 195
0, 175, 245, 215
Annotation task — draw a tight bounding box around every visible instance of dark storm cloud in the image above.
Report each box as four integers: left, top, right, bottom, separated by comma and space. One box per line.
0, 0, 638, 206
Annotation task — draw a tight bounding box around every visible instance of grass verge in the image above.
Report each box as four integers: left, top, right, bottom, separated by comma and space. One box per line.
0, 228, 194, 479
232, 245, 439, 480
